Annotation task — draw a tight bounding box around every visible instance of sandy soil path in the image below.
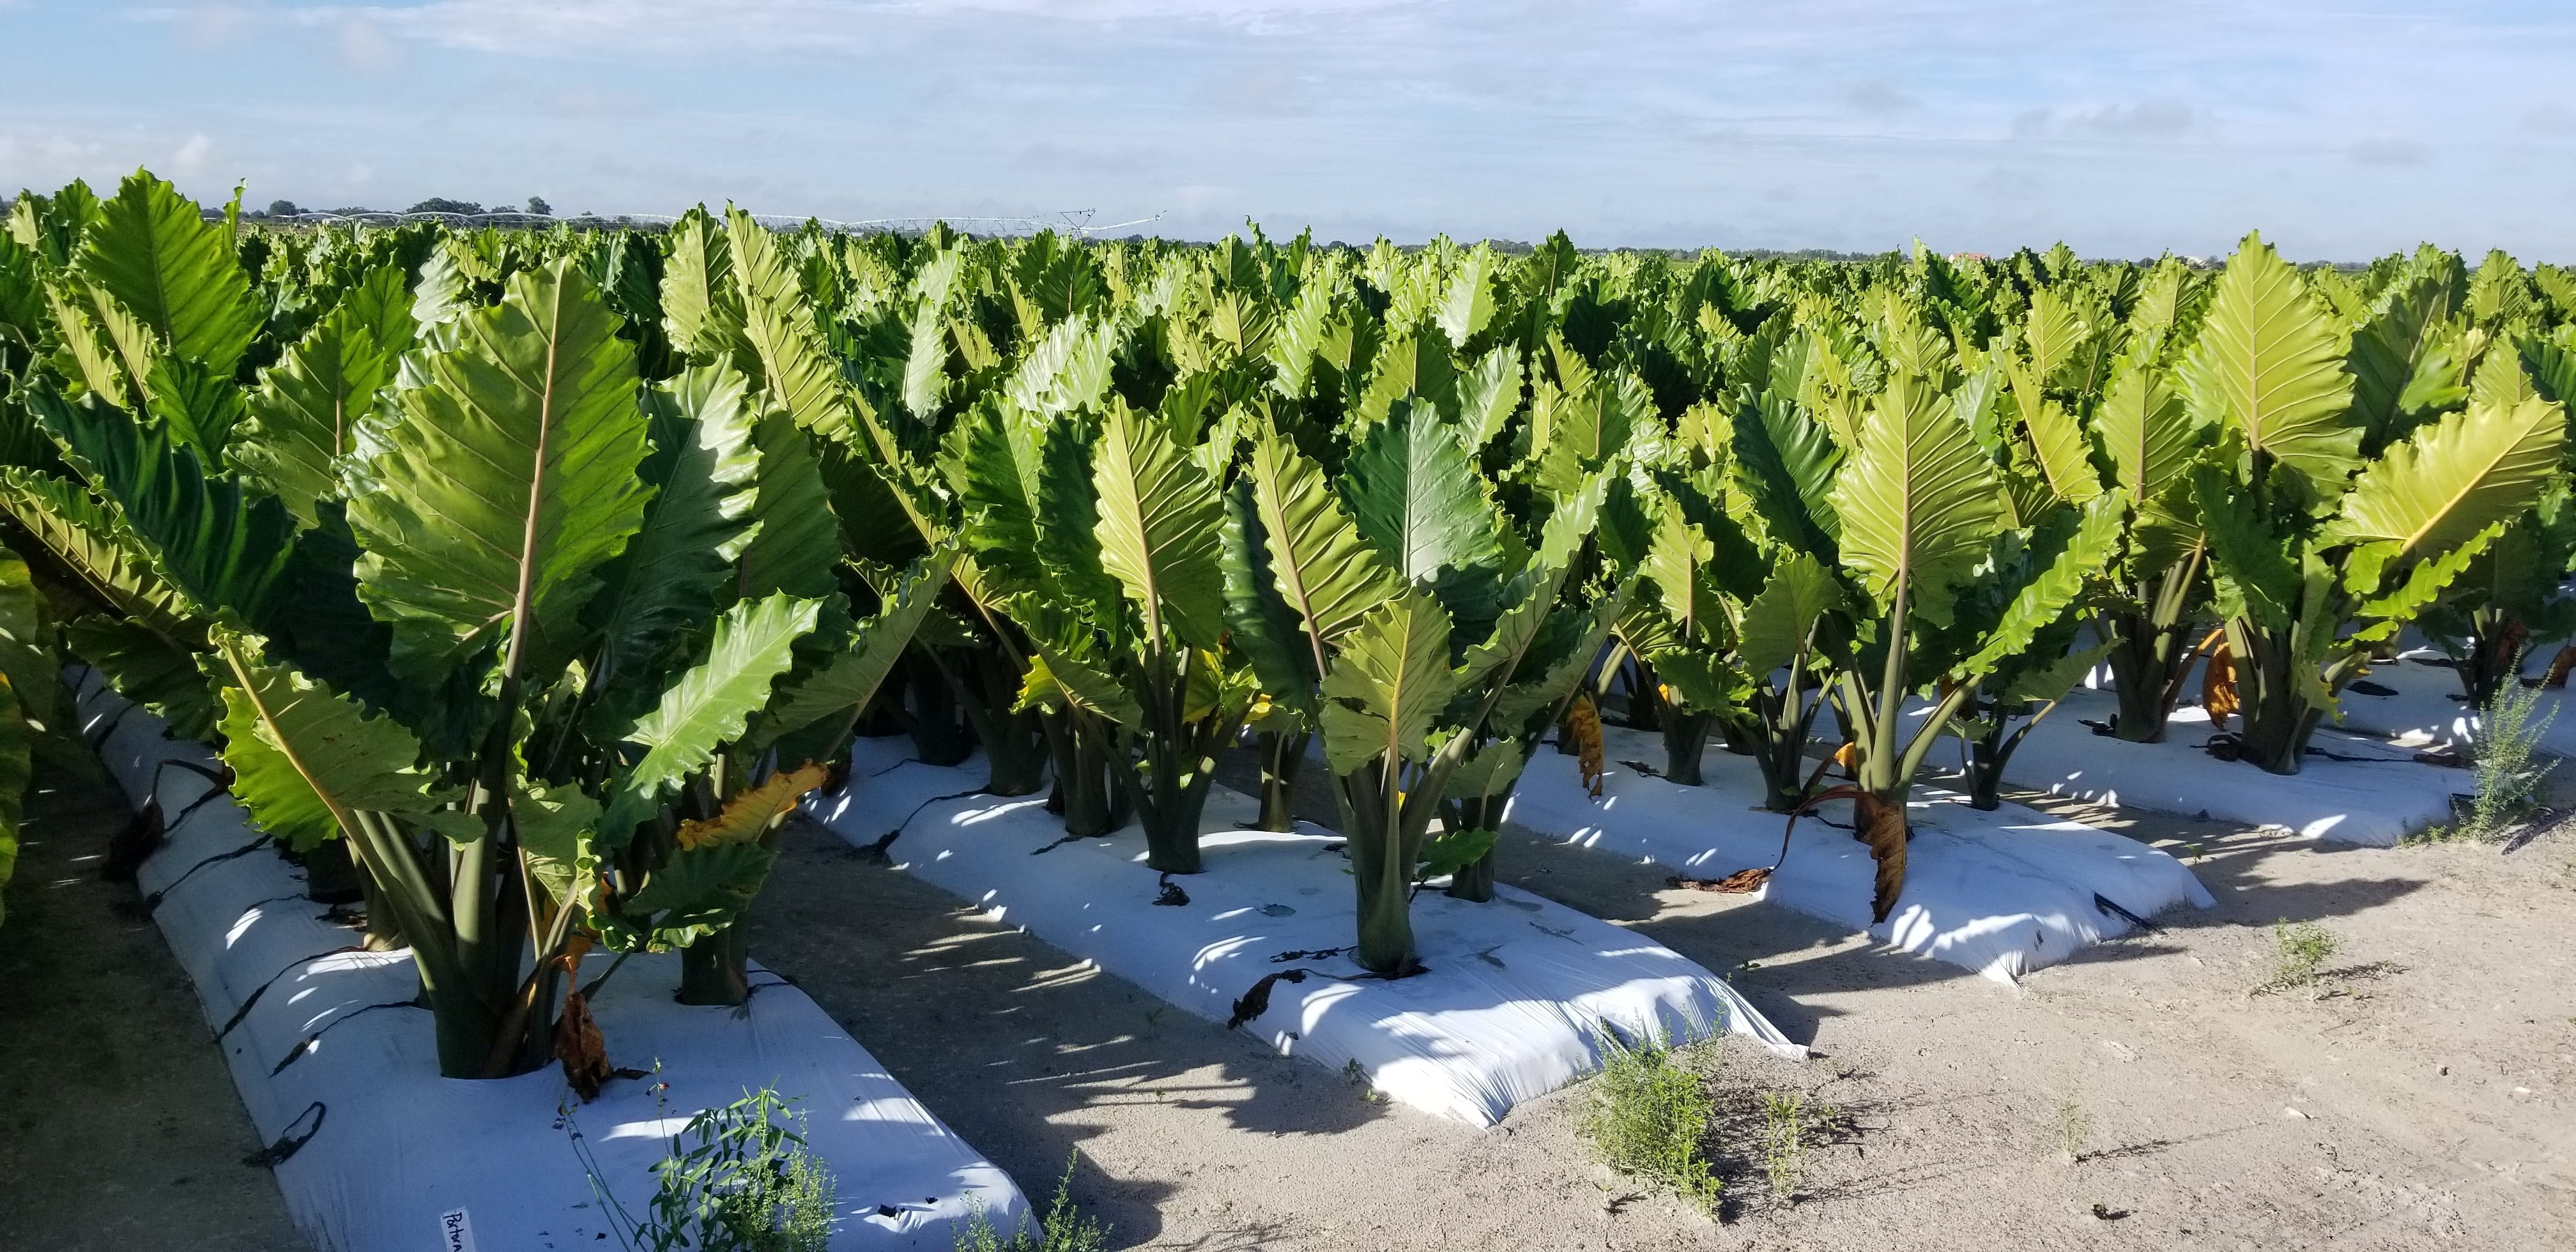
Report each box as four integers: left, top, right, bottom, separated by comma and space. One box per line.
0, 751, 302, 1251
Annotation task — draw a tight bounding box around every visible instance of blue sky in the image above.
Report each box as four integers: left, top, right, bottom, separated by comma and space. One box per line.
4, 1, 2573, 259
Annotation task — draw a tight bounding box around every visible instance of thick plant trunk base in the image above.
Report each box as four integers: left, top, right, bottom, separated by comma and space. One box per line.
2110, 679, 2170, 744
1139, 786, 1208, 874
677, 925, 750, 1007
981, 728, 1050, 797
1353, 854, 1421, 977
1443, 851, 1494, 903
1660, 712, 1713, 787
359, 869, 406, 952
1253, 731, 1308, 832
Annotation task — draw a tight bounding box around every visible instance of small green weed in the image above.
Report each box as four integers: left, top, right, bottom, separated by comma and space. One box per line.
562, 1080, 835, 1252
2263, 919, 2338, 993
952, 1154, 1111, 1252
1758, 1089, 1823, 1199
2416, 669, 2558, 843
2051, 1091, 2090, 1161
1580, 1035, 1722, 1216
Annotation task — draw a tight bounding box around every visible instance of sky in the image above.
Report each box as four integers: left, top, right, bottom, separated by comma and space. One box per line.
3, 1, 2573, 259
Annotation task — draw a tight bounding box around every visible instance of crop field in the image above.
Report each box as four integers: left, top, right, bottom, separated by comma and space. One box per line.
0, 171, 2570, 1251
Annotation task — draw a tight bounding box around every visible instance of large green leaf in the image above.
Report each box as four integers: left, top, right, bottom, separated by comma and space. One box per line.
2181, 234, 2360, 484
1246, 429, 1405, 682
0, 556, 54, 735
2349, 270, 2462, 450
600, 592, 823, 844
1959, 495, 2123, 675
1220, 478, 1317, 705
585, 364, 763, 691
1639, 494, 1717, 641
733, 411, 843, 602
348, 259, 653, 682
2092, 353, 2198, 503
2191, 464, 2299, 632
1434, 247, 1498, 348
34, 387, 295, 623
213, 637, 452, 853
1318, 590, 1459, 774
1828, 371, 2002, 612
73, 172, 256, 377
65, 616, 218, 738
1003, 314, 1117, 419
1735, 551, 1843, 676
749, 550, 954, 749
2322, 394, 2567, 563
726, 210, 855, 447
2014, 362, 2102, 504
1092, 399, 1227, 650
233, 264, 413, 523
1458, 342, 1524, 448
1337, 401, 1506, 631
139, 354, 245, 458
660, 208, 746, 367
1018, 640, 1143, 725
0, 466, 194, 636
42, 282, 131, 409
1729, 383, 1843, 552
942, 405, 1050, 599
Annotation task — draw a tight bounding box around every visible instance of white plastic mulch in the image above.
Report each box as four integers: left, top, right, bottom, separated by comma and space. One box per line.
2297, 650, 2576, 756
1991, 685, 2466, 847
803, 735, 1806, 1129
1501, 724, 2215, 985
69, 668, 1025, 1252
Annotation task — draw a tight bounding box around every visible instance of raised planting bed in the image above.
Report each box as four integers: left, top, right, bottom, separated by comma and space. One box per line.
804, 735, 1805, 1129
2251, 649, 2576, 756
1500, 724, 2213, 984
1981, 685, 2467, 846
72, 669, 1026, 1251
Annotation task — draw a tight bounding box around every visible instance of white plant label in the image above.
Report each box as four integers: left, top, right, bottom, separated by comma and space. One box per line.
438, 1208, 479, 1252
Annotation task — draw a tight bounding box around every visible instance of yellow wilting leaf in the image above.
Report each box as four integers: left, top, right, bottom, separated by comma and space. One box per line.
1830, 741, 1861, 774
1567, 695, 1606, 798
675, 761, 832, 851
2200, 631, 2239, 730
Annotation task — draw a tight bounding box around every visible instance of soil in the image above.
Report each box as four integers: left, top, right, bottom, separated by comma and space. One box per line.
746, 746, 2576, 1251
8, 736, 2571, 1251
0, 741, 302, 1251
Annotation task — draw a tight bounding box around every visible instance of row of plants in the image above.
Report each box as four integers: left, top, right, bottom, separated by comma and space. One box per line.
4, 171, 2572, 1084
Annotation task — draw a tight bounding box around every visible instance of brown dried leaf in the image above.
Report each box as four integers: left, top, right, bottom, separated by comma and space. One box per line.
555, 988, 611, 1103
2543, 645, 2576, 689
1567, 695, 1606, 798
2200, 633, 2239, 730
1855, 790, 1908, 924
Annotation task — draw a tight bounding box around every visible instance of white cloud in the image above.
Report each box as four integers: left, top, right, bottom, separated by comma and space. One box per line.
52, 1, 2576, 257
172, 133, 213, 172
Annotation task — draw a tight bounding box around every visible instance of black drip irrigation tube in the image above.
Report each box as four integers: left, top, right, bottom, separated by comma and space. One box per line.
144, 835, 275, 911
270, 1002, 426, 1076
243, 1102, 326, 1168
217, 946, 369, 1041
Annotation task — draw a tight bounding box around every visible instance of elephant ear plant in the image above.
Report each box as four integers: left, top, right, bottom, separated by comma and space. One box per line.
1807, 362, 2011, 922
2184, 235, 2568, 775
9, 199, 951, 1083
1232, 418, 1618, 975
